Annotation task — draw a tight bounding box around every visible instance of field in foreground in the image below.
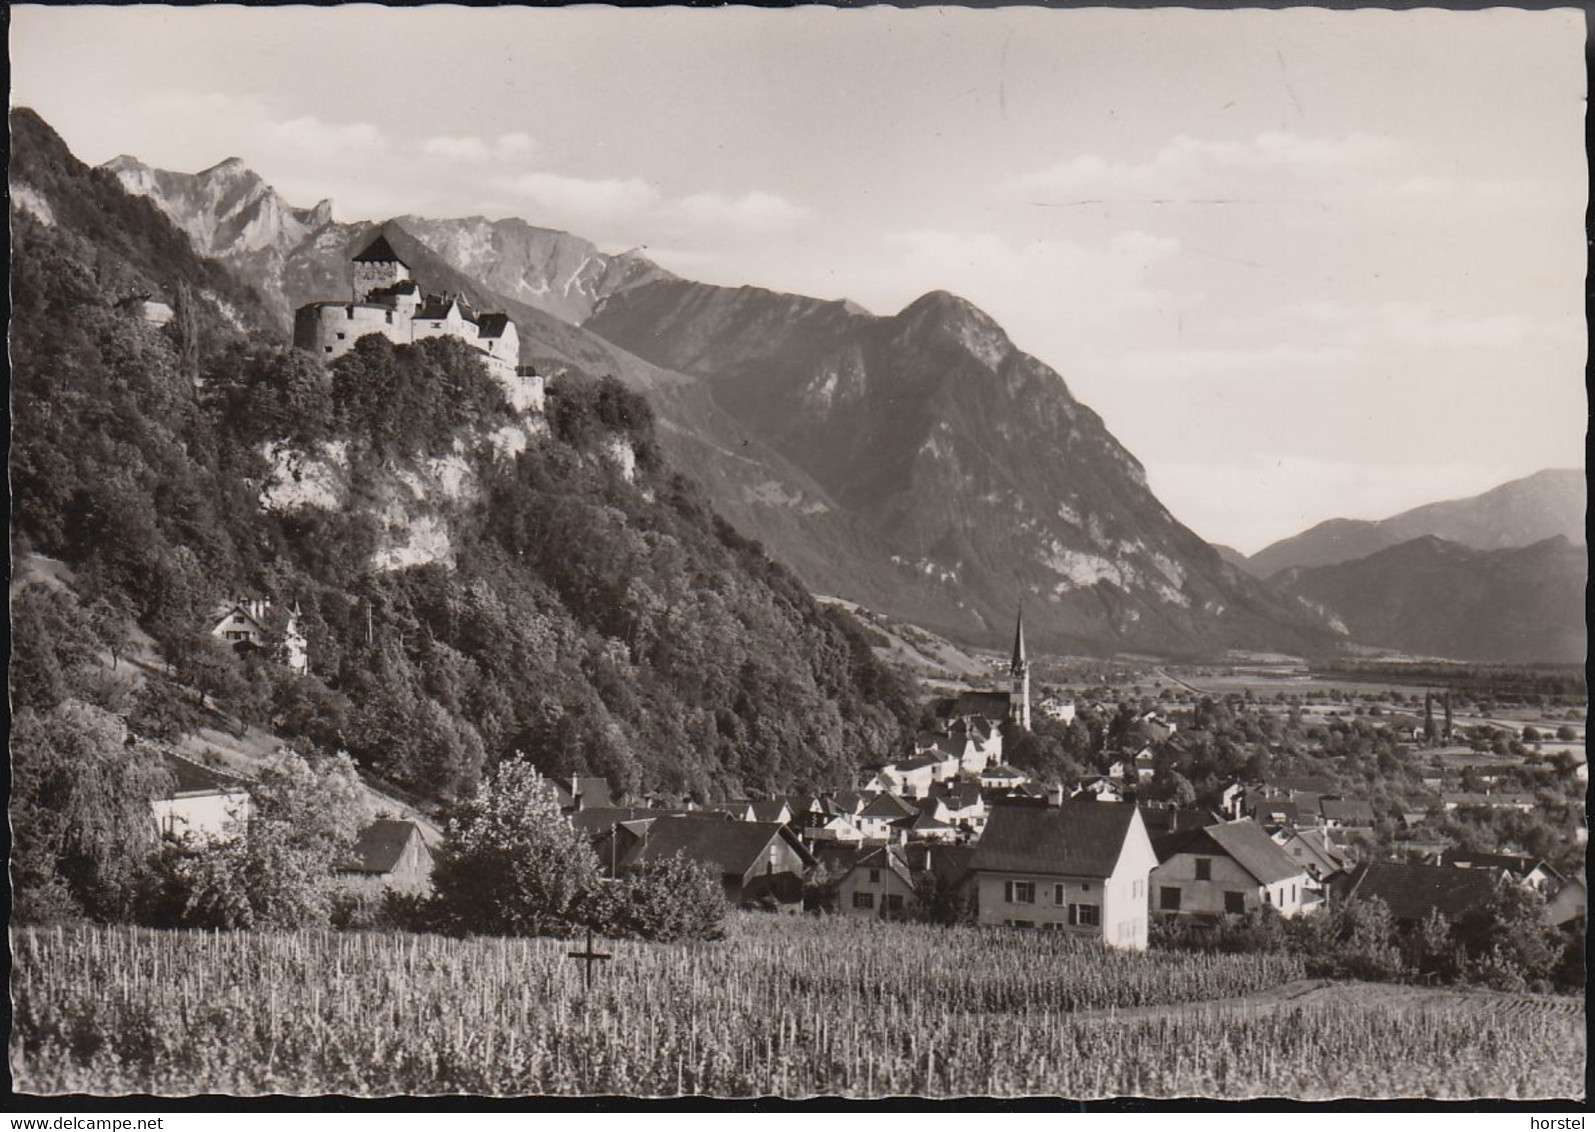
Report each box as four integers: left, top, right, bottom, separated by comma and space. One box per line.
11, 915, 1584, 1099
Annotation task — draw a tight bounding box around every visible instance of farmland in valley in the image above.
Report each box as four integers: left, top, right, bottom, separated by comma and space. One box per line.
12, 915, 1583, 1099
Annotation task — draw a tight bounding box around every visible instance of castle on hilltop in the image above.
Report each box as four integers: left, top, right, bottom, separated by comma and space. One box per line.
293, 235, 541, 409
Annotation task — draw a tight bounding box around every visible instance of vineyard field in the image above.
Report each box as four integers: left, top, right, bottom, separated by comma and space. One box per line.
10, 916, 1585, 1098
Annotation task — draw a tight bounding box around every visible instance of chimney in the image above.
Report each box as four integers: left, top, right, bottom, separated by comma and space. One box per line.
1049, 783, 1065, 807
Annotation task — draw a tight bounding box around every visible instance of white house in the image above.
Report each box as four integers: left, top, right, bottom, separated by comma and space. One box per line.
1151, 819, 1317, 920
150, 750, 251, 842
968, 801, 1158, 949
838, 846, 919, 919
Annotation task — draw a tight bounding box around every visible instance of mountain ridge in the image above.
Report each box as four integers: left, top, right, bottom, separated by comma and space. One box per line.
1270, 533, 1586, 664
1246, 468, 1586, 578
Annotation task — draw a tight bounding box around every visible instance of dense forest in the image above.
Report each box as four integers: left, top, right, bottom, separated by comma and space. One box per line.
10, 108, 915, 820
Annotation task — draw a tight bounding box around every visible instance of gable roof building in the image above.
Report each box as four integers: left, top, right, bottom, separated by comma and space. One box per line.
1340, 860, 1507, 925
969, 801, 1158, 948
613, 817, 816, 911
337, 818, 434, 894
1151, 819, 1318, 920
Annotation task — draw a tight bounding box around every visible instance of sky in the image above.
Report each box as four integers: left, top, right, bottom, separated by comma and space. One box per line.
9, 5, 1587, 553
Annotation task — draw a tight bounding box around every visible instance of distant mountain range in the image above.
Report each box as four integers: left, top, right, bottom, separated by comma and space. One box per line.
1242, 468, 1586, 578
93, 144, 1583, 662
1271, 535, 1586, 664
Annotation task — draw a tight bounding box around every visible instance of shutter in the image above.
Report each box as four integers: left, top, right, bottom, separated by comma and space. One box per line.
1004, 880, 1014, 903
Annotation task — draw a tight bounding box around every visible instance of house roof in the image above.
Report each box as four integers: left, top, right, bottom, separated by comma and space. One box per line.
352, 234, 407, 265
1346, 860, 1506, 923
910, 811, 954, 831
1434, 850, 1557, 881
749, 800, 792, 824
342, 819, 423, 874
1279, 826, 1345, 872
970, 801, 1142, 879
413, 295, 467, 321
828, 791, 866, 814
476, 312, 513, 338
1248, 798, 1301, 825
860, 793, 917, 820
157, 749, 249, 797
569, 806, 681, 836
1204, 820, 1304, 885
1320, 798, 1376, 823
910, 843, 976, 887
852, 845, 915, 889
982, 764, 1026, 780
621, 817, 814, 877
944, 691, 1014, 720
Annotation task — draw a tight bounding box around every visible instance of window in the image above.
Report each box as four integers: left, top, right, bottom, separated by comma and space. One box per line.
1054, 884, 1066, 906
1071, 904, 1101, 928
1224, 891, 1245, 915
1291, 885, 1297, 903
885, 894, 904, 913
869, 869, 880, 884
336, 332, 346, 340
1159, 886, 1182, 912
1005, 881, 1035, 905
1263, 888, 1273, 905
1082, 882, 1092, 892
324, 346, 333, 354
852, 892, 875, 910
1007, 919, 1034, 929
1194, 858, 1212, 881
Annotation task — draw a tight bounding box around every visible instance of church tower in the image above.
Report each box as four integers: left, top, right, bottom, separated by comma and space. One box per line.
1009, 607, 1031, 731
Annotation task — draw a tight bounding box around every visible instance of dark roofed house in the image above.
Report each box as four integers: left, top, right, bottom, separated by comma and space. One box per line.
1319, 797, 1376, 830
612, 817, 815, 913
1152, 819, 1317, 921
150, 749, 252, 842
838, 845, 918, 919
1339, 860, 1507, 926
943, 690, 1015, 722
552, 776, 613, 813
337, 819, 433, 895
969, 801, 1157, 948
856, 792, 917, 840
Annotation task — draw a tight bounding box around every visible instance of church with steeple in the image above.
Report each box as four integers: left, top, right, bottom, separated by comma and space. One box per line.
1009, 607, 1031, 731
937, 605, 1032, 732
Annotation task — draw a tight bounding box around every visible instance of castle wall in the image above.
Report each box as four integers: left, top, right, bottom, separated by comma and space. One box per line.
294, 302, 406, 362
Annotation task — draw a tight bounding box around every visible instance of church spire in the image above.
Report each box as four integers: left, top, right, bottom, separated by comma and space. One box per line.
1009, 605, 1031, 731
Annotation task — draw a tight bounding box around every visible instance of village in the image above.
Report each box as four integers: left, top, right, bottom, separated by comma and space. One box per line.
163, 590, 1589, 955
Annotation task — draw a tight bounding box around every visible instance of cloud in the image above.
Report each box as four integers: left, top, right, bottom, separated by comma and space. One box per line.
505, 171, 661, 218
668, 190, 812, 232
261, 114, 388, 156
421, 132, 536, 163
998, 131, 1398, 203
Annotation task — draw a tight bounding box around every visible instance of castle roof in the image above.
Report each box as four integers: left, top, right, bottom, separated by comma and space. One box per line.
352, 234, 407, 265
477, 313, 513, 338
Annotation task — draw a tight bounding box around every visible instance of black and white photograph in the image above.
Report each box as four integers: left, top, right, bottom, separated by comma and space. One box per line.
6, 3, 1586, 1104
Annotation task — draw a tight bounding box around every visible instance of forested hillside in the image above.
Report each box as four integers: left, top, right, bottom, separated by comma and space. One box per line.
9, 108, 914, 817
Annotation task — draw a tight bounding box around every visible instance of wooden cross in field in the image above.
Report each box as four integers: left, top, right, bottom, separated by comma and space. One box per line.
566, 927, 611, 990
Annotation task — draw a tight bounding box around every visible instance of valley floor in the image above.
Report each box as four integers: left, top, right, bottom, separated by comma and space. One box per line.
11, 915, 1583, 1100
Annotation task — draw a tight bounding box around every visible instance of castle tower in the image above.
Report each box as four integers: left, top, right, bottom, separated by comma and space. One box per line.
351, 234, 411, 301
1009, 606, 1031, 731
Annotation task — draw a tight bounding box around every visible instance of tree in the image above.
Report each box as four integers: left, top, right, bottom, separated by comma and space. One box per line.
590, 853, 726, 942
146, 747, 364, 930
10, 701, 174, 923
431, 755, 600, 937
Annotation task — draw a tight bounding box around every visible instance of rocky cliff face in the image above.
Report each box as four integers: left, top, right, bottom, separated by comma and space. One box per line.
587, 279, 1335, 655
100, 156, 668, 329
